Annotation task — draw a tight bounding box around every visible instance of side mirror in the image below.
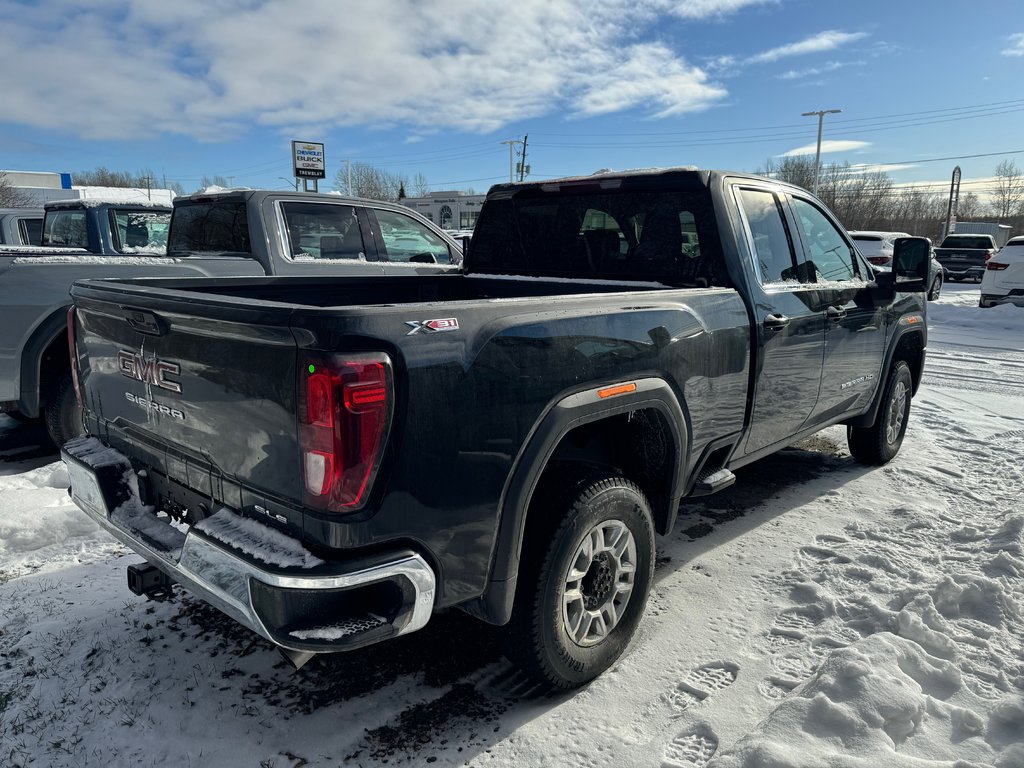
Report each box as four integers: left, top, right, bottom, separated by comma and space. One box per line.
892, 237, 930, 292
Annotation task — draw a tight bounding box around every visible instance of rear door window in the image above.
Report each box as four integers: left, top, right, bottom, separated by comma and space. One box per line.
281, 201, 367, 260
735, 188, 801, 284
19, 217, 42, 246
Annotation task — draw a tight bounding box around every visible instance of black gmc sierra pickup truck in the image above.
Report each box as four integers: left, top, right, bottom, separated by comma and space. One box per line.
62, 168, 931, 688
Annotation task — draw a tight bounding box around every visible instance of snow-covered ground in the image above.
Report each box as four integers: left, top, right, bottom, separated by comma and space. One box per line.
1, 282, 1022, 768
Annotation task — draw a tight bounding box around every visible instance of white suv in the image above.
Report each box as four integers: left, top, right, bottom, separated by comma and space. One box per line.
848, 230, 911, 268
849, 230, 942, 300
980, 236, 1024, 308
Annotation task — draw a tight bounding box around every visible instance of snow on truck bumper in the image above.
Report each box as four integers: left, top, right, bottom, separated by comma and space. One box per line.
61, 436, 436, 659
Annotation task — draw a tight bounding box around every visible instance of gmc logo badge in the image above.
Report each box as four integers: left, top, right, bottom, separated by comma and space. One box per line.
117, 350, 182, 393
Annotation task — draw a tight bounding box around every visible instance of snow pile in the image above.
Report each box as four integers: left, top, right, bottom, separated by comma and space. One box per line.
0, 461, 114, 579
713, 633, 1024, 768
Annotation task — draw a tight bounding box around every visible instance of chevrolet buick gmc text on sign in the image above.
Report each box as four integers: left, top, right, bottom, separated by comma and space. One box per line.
291, 140, 325, 179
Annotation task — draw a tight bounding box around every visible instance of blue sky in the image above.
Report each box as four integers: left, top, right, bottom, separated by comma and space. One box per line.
1, 0, 1022, 198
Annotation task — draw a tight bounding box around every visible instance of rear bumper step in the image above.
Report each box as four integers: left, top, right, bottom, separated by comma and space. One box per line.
61, 436, 436, 658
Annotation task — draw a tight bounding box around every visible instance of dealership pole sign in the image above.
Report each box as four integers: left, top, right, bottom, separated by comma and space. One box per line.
292, 141, 325, 179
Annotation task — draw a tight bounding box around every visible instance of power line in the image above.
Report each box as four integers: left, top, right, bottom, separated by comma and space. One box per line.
528, 98, 1024, 138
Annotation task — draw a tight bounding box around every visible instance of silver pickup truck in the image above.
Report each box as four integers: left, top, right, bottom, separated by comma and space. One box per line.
0, 207, 44, 246
1, 190, 462, 445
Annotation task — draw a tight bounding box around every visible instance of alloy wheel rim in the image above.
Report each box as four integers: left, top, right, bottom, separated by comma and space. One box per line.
886, 380, 908, 445
562, 519, 637, 647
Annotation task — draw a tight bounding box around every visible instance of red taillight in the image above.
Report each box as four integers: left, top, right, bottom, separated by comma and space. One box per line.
298, 354, 393, 512
987, 261, 1010, 271
985, 250, 996, 261
868, 256, 891, 266
66, 306, 82, 407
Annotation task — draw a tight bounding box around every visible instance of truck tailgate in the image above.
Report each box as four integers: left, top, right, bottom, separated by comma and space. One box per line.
72, 282, 302, 509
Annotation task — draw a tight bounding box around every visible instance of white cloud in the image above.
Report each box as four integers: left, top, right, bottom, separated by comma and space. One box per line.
1002, 33, 1024, 56
0, 0, 735, 141
783, 140, 871, 157
749, 30, 867, 64
778, 61, 846, 80
669, 0, 777, 20
847, 163, 918, 175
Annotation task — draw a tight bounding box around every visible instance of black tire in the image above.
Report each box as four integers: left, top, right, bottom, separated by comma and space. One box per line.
927, 275, 942, 301
44, 373, 84, 448
502, 473, 655, 689
847, 361, 913, 465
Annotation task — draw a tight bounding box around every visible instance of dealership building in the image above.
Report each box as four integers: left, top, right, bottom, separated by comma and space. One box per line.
399, 190, 486, 231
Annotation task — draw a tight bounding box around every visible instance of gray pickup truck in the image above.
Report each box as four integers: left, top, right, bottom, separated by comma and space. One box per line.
0, 190, 462, 445
0, 207, 44, 246
933, 233, 999, 282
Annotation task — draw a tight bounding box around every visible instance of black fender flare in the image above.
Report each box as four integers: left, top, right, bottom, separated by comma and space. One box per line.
17, 305, 71, 418
465, 377, 689, 625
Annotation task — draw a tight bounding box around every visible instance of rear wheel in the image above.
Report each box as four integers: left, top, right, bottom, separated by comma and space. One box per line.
44, 374, 84, 448
847, 361, 912, 465
502, 473, 655, 689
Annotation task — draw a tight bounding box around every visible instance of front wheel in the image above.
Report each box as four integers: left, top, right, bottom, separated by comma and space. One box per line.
502, 474, 655, 689
44, 374, 85, 448
927, 275, 942, 301
847, 361, 913, 465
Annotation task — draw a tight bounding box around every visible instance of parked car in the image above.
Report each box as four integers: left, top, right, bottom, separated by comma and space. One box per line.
0, 191, 462, 445
979, 235, 1024, 308
933, 233, 999, 283
63, 168, 931, 689
849, 230, 942, 300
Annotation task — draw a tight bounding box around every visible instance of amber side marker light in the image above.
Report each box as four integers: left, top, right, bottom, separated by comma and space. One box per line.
598, 382, 637, 399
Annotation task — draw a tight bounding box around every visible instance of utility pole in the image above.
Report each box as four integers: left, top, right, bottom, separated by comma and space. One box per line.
501, 138, 526, 183
801, 109, 841, 194
140, 174, 153, 200
518, 134, 529, 182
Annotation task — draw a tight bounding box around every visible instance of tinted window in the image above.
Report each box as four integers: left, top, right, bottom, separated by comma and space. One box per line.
169, 200, 250, 253
851, 235, 882, 242
111, 210, 171, 254
791, 197, 860, 282
736, 188, 798, 284
281, 202, 366, 260
471, 189, 722, 285
43, 210, 88, 248
374, 209, 452, 264
940, 235, 994, 249
19, 217, 42, 246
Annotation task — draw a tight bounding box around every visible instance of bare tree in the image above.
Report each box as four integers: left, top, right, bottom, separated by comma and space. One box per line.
73, 166, 183, 195
198, 175, 230, 191
332, 163, 408, 201
758, 157, 949, 240
413, 172, 430, 197
0, 172, 36, 207
758, 156, 815, 191
991, 159, 1024, 220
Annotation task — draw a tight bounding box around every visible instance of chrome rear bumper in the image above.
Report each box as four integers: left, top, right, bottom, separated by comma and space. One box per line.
62, 436, 436, 656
